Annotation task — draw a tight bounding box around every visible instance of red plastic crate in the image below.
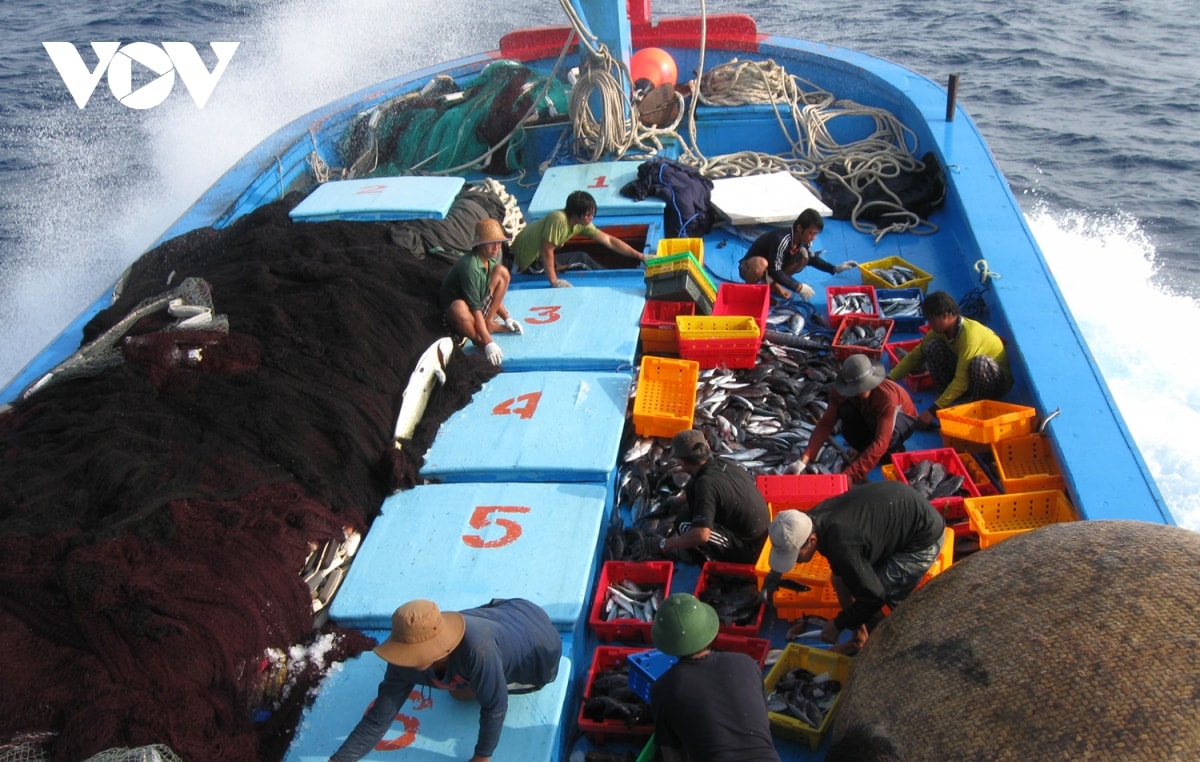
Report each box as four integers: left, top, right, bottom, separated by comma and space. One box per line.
825, 285, 879, 329
890, 447, 981, 522
639, 300, 695, 354
694, 561, 765, 637
712, 282, 770, 335
884, 337, 934, 392
626, 634, 770, 704
588, 560, 673, 643
676, 315, 761, 369
712, 632, 770, 668
578, 646, 655, 744
831, 315, 893, 362
755, 474, 849, 516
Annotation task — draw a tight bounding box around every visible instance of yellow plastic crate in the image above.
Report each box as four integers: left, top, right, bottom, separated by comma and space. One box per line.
937, 400, 1037, 444
964, 490, 1077, 549
764, 644, 854, 750
858, 255, 934, 293
655, 237, 705, 265
991, 433, 1066, 493
676, 315, 761, 369
632, 356, 699, 438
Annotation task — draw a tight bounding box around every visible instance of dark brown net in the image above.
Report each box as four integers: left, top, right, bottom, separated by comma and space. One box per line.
0, 193, 500, 761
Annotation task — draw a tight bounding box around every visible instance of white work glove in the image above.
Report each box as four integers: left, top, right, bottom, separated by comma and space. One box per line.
837, 260, 859, 273
794, 283, 815, 301
483, 341, 503, 366
552, 278, 572, 288
505, 317, 523, 335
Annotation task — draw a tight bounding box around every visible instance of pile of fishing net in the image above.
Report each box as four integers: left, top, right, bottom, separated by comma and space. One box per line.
0, 191, 501, 761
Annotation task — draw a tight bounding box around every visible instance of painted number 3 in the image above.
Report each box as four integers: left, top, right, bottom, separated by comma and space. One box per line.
462, 505, 530, 548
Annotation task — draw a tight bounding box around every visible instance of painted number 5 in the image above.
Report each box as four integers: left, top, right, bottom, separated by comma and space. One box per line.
462, 505, 530, 548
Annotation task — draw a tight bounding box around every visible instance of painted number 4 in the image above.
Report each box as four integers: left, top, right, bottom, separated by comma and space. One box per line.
492, 391, 541, 419
462, 505, 530, 548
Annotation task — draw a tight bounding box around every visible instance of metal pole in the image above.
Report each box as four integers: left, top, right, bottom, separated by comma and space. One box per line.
946, 73, 959, 122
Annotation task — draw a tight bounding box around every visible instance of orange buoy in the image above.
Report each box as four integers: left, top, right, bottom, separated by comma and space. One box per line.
630, 47, 678, 89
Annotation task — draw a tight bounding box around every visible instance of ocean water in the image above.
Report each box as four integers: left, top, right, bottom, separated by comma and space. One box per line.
1, 0, 1197, 529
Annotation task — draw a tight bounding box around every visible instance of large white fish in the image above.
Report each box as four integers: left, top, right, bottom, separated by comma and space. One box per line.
393, 337, 456, 447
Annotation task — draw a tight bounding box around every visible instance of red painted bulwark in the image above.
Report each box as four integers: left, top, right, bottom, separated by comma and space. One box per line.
500, 14, 760, 61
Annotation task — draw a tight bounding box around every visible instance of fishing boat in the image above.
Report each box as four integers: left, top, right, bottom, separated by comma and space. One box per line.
0, 1, 1175, 761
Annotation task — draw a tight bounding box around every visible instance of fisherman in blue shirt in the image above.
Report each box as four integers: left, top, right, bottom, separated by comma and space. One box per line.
329, 598, 561, 762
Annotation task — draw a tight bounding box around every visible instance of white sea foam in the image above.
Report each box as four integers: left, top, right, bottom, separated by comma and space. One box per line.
1029, 206, 1200, 531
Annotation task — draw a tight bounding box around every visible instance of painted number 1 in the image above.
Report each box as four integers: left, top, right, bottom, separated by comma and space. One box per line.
588, 175, 609, 188
492, 391, 541, 419
462, 505, 530, 548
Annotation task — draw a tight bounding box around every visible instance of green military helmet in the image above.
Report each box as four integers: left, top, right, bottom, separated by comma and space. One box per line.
651, 593, 720, 657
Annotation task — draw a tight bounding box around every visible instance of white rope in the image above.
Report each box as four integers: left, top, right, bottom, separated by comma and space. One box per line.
974, 258, 1002, 284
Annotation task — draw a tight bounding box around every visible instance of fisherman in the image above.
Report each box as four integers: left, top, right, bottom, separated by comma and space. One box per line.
763, 481, 944, 655
738, 208, 858, 302
659, 429, 771, 564
509, 189, 648, 287
790, 354, 918, 481
440, 218, 523, 366
328, 598, 561, 762
648, 593, 780, 762
887, 290, 1012, 429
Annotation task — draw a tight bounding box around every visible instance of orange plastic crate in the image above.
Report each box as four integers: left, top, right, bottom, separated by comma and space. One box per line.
825, 284, 879, 329
831, 315, 893, 362
936, 400, 1037, 444
755, 474, 849, 516
588, 560, 673, 643
915, 527, 955, 589
639, 300, 694, 355
964, 490, 1077, 549
632, 356, 699, 438
676, 315, 761, 369
991, 433, 1066, 493
578, 646, 655, 744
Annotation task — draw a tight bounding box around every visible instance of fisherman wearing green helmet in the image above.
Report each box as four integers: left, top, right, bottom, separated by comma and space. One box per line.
649, 594, 780, 762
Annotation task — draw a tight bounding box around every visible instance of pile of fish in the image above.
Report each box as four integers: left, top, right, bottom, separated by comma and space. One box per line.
582, 659, 652, 728
866, 263, 920, 287
878, 292, 924, 321
599, 579, 665, 623
696, 570, 763, 628
766, 666, 842, 729
828, 291, 878, 318
607, 332, 851, 562
900, 458, 968, 500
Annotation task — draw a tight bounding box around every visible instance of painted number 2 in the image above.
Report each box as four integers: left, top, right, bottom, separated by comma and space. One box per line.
462, 505, 530, 548
492, 391, 541, 419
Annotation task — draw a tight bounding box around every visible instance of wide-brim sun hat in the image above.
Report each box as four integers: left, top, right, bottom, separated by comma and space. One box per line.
651, 593, 719, 657
834, 353, 886, 396
374, 600, 466, 668
471, 218, 510, 248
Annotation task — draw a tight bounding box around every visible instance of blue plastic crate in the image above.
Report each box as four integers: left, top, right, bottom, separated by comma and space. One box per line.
876, 287, 925, 332
627, 649, 678, 702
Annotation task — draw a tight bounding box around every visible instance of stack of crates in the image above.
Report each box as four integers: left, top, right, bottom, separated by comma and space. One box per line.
644, 239, 715, 315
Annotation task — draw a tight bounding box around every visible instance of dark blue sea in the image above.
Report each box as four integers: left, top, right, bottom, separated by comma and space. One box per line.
2, 0, 1197, 527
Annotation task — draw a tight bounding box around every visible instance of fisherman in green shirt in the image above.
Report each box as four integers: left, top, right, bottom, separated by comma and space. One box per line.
888, 290, 1012, 428
509, 190, 648, 287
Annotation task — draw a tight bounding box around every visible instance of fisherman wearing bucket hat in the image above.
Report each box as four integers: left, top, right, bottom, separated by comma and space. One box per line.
649, 594, 780, 761
440, 217, 523, 366
330, 598, 561, 762
658, 429, 771, 565
786, 353, 917, 482
764, 481, 944, 655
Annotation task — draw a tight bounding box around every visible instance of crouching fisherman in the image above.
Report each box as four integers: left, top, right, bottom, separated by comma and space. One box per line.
329, 598, 561, 762
649, 593, 780, 762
